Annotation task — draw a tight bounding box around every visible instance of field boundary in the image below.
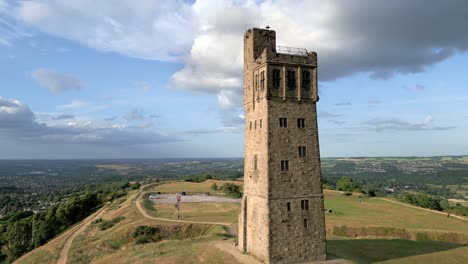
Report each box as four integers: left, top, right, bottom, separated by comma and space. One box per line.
379, 198, 467, 221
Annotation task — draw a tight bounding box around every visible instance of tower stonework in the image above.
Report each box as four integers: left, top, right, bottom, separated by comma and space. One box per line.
238, 28, 327, 263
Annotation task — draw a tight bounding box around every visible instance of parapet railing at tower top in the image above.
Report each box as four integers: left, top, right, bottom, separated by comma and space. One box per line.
276, 46, 308, 56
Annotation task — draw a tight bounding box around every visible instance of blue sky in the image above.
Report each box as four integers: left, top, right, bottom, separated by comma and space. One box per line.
0, 0, 467, 159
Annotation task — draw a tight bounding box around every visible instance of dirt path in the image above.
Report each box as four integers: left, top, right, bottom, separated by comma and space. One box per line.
214, 241, 350, 264
56, 206, 107, 264
213, 241, 261, 264
134, 190, 231, 226
379, 198, 467, 221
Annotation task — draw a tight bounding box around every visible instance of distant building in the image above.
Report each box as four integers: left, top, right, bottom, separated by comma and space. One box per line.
238, 28, 327, 263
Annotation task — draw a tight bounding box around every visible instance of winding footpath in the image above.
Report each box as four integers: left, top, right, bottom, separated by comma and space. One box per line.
56, 206, 107, 264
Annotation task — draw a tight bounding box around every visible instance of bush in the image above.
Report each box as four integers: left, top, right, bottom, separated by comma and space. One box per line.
98, 216, 125, 231
336, 176, 361, 192
401, 193, 442, 211
133, 224, 215, 245
221, 183, 242, 198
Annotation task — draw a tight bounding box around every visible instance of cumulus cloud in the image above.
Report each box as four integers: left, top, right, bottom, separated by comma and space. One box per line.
0, 97, 36, 128
0, 97, 172, 146
217, 90, 243, 110
32, 68, 83, 92
4, 0, 468, 109
363, 115, 455, 131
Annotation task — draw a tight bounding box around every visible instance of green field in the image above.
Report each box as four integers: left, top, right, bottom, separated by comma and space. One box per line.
143, 184, 468, 234
328, 239, 468, 263
324, 190, 468, 234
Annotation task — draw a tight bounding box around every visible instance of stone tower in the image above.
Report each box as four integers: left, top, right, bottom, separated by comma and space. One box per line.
238, 28, 327, 263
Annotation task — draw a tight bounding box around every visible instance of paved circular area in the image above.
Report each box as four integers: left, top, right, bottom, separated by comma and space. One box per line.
149, 193, 241, 204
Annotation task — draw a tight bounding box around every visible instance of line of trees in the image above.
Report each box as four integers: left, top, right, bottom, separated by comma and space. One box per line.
400, 193, 468, 216
210, 183, 242, 198
401, 193, 442, 211
0, 181, 135, 263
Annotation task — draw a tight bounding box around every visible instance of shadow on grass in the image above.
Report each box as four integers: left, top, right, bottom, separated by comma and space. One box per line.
327, 239, 466, 263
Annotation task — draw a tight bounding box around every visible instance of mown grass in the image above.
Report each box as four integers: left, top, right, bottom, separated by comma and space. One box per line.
324, 190, 468, 234
328, 239, 467, 264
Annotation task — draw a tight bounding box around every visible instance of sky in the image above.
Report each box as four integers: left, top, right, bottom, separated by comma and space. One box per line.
0, 0, 468, 159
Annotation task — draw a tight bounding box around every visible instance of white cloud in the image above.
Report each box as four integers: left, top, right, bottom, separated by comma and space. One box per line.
0, 97, 173, 146
12, 0, 195, 61
0, 97, 35, 126
57, 100, 88, 109
363, 115, 455, 131
0, 0, 32, 46
32, 68, 83, 92
217, 90, 242, 110
4, 0, 468, 111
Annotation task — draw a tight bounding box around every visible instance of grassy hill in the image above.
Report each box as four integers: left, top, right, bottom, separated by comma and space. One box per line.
16, 180, 468, 264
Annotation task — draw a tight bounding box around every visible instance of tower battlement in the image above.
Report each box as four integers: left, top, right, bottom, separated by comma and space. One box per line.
243, 28, 319, 107
239, 28, 327, 264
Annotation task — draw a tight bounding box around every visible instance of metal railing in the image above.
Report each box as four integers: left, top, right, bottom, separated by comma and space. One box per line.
276, 46, 308, 56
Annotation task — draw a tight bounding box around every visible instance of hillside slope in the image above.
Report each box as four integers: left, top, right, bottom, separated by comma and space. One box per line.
16, 181, 468, 264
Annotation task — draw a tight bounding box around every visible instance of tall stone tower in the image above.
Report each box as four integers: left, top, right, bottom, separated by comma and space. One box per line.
238, 28, 327, 263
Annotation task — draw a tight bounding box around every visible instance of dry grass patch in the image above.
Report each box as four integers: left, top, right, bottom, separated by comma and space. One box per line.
148, 180, 242, 194
153, 202, 240, 223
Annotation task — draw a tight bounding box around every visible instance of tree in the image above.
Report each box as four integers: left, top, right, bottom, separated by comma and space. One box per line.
221, 183, 242, 198
439, 198, 450, 210
210, 183, 218, 191
336, 176, 360, 192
